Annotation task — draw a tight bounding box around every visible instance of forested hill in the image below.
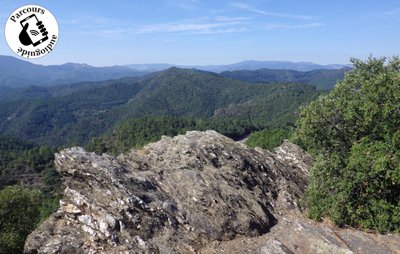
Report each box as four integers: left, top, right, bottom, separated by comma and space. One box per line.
0, 55, 146, 88
0, 67, 321, 146
122, 67, 315, 117
220, 68, 350, 90
0, 55, 349, 89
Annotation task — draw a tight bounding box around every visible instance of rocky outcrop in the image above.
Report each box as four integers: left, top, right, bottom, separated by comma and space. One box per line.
25, 131, 400, 254
199, 215, 400, 254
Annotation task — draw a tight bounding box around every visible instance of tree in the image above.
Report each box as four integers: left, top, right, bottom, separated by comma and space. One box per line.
0, 186, 42, 254
292, 56, 400, 232
246, 128, 289, 151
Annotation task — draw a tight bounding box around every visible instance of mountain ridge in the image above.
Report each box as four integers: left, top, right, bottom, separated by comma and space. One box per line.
125, 59, 351, 72
0, 55, 350, 88
0, 55, 146, 88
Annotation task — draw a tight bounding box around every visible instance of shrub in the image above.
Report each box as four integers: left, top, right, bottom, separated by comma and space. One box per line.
292, 56, 400, 232
246, 128, 289, 150
0, 186, 42, 254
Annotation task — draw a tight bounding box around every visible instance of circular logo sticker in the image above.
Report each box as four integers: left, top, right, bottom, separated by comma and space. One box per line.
5, 5, 59, 59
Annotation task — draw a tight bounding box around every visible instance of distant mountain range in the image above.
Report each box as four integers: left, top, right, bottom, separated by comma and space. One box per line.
0, 55, 145, 88
126, 60, 351, 73
0, 55, 350, 88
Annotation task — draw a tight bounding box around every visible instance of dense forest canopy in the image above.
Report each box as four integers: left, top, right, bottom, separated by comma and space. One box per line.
0, 68, 321, 146
220, 68, 348, 90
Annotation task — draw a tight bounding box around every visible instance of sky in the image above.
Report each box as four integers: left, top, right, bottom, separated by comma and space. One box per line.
0, 0, 399, 66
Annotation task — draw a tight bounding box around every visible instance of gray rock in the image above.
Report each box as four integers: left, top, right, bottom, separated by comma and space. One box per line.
199, 215, 400, 254
24, 131, 400, 254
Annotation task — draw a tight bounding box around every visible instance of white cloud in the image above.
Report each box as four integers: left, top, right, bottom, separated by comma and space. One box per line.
231, 3, 315, 20
213, 16, 251, 22
84, 18, 247, 38
58, 16, 119, 27
135, 20, 244, 34
264, 22, 323, 30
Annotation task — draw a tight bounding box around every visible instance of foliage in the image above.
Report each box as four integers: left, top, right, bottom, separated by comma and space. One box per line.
0, 186, 42, 254
38, 193, 62, 225
0, 68, 320, 147
0, 136, 59, 190
220, 68, 349, 90
87, 116, 194, 154
0, 78, 146, 146
246, 128, 290, 150
292, 56, 400, 232
0, 136, 61, 253
86, 116, 257, 155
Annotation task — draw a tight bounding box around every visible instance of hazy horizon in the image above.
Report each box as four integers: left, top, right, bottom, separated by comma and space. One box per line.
0, 54, 354, 67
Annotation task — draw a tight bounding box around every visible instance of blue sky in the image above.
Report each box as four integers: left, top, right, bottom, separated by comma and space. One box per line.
1, 0, 399, 66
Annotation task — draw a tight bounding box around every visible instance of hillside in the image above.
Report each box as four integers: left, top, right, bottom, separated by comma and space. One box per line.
0, 55, 146, 88
220, 68, 350, 90
122, 67, 316, 117
0, 77, 147, 145
0, 135, 58, 188
0, 68, 320, 146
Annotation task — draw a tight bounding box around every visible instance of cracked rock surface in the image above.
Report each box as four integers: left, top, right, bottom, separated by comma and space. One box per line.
24, 131, 400, 254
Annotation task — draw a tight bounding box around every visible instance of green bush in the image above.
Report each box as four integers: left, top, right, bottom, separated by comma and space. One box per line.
292, 56, 400, 232
246, 128, 290, 150
0, 186, 42, 254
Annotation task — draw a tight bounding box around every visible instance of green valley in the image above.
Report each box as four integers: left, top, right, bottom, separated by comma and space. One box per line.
0, 67, 321, 147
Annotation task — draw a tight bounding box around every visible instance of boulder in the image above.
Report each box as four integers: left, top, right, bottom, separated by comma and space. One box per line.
24, 131, 400, 254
